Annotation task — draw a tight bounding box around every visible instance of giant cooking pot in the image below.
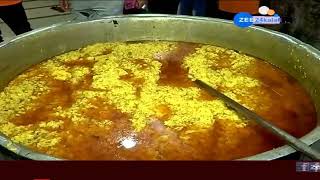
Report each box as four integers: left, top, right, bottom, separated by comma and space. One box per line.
0, 15, 319, 160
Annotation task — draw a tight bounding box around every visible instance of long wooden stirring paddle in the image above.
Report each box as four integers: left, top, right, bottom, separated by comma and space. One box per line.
194, 79, 320, 160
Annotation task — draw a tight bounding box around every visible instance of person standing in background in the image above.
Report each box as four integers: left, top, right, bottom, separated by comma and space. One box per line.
0, 0, 31, 42
179, 0, 207, 16
218, 0, 260, 14
217, 0, 261, 19
59, 0, 124, 21
123, 0, 147, 14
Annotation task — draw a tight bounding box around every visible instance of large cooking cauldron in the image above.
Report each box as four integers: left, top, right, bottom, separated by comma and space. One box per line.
0, 15, 319, 160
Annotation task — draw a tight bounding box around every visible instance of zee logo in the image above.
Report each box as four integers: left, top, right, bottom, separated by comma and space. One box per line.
239, 17, 254, 23
234, 12, 253, 28
233, 6, 281, 28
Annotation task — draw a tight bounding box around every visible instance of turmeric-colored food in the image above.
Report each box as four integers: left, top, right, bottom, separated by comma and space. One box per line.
0, 41, 316, 160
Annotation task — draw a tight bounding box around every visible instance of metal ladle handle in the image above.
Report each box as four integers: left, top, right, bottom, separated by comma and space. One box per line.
194, 79, 320, 160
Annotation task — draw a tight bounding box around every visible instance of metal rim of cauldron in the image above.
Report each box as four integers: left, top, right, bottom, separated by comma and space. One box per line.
0, 14, 319, 161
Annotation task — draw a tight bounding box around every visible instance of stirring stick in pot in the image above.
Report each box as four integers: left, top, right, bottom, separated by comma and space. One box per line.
194, 79, 320, 160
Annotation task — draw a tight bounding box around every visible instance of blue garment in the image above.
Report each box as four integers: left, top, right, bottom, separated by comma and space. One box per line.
179, 0, 206, 16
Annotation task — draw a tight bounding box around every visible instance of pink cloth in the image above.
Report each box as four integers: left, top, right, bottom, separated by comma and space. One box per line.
124, 0, 139, 10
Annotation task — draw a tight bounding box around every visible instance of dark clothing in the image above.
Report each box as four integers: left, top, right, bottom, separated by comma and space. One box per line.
0, 2, 31, 42
124, 8, 146, 14
206, 0, 218, 17
148, 0, 180, 14
180, 0, 207, 16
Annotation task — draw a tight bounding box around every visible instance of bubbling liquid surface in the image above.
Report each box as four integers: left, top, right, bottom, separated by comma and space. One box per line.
0, 42, 316, 160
